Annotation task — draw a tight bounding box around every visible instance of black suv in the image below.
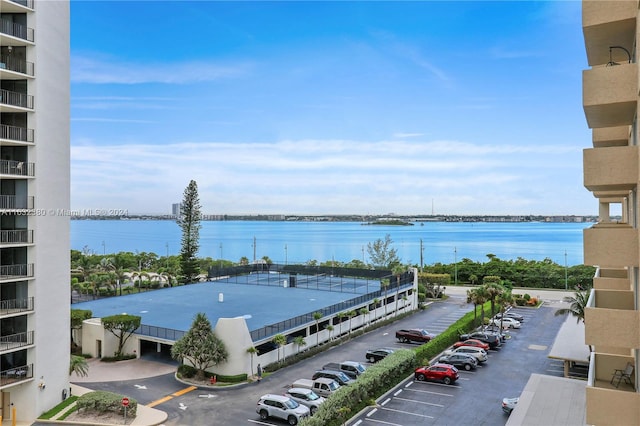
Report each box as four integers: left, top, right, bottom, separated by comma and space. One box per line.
312, 370, 354, 386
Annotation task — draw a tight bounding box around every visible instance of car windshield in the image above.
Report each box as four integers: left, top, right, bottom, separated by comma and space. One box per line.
328, 381, 340, 391
307, 391, 320, 401
355, 364, 365, 373
284, 399, 299, 409
337, 372, 349, 381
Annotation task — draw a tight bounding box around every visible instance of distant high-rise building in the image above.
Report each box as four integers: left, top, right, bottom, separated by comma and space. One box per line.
581, 1, 640, 424
172, 203, 182, 217
0, 0, 70, 421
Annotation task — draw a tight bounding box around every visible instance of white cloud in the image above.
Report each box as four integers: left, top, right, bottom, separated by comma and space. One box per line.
70, 138, 588, 215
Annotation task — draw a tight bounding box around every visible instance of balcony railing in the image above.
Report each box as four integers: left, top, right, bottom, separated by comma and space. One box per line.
0, 195, 34, 209
0, 56, 34, 76
0, 124, 34, 143
0, 363, 32, 387
0, 160, 33, 177
0, 19, 34, 42
0, 297, 33, 315
0, 89, 33, 109
0, 331, 33, 352
0, 264, 34, 280
0, 229, 32, 245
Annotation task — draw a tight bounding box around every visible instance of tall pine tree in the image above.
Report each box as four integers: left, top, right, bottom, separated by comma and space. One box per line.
177, 180, 202, 284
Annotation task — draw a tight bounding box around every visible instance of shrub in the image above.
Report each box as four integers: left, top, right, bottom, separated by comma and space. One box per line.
100, 354, 136, 362
515, 298, 526, 306
177, 364, 197, 378
76, 391, 137, 417
523, 293, 531, 301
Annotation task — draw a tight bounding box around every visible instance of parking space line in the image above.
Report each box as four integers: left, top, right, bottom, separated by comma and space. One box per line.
363, 418, 403, 425
381, 397, 391, 406
247, 420, 272, 425
378, 406, 434, 419
367, 408, 378, 417
394, 396, 444, 408
404, 387, 454, 397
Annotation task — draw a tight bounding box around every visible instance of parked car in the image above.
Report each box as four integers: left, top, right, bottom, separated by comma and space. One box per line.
438, 353, 478, 371
452, 339, 490, 351
414, 363, 459, 385
285, 388, 325, 415
459, 331, 502, 349
322, 361, 366, 379
444, 346, 488, 363
395, 328, 437, 343
483, 326, 510, 341
502, 397, 519, 414
290, 378, 340, 398
312, 369, 354, 386
490, 317, 521, 329
256, 394, 310, 425
365, 348, 394, 363
495, 311, 525, 322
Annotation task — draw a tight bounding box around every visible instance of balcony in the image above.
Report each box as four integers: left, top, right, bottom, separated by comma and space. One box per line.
0, 55, 34, 77
587, 353, 639, 425
583, 146, 638, 193
0, 331, 33, 352
0, 160, 33, 178
0, 297, 33, 316
0, 230, 32, 247
0, 124, 34, 144
585, 288, 639, 351
593, 267, 630, 290
582, 0, 637, 67
0, 89, 34, 111
0, 0, 34, 12
584, 223, 639, 267
0, 19, 34, 43
0, 195, 34, 210
0, 363, 32, 388
583, 63, 638, 129
592, 126, 631, 148
0, 264, 33, 281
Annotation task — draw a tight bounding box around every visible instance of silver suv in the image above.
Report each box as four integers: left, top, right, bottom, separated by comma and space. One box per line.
256, 394, 310, 425
285, 387, 326, 415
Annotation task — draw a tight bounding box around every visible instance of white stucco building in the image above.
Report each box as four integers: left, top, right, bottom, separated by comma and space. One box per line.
0, 0, 70, 421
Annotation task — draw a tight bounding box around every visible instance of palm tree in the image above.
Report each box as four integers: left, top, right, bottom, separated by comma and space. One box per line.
312, 312, 323, 347
483, 282, 505, 318
325, 324, 334, 341
293, 336, 306, 354
372, 298, 380, 322
496, 290, 515, 330
246, 346, 257, 378
358, 307, 369, 328
468, 286, 488, 327
339, 311, 350, 337
69, 355, 89, 378
380, 279, 390, 318
347, 310, 357, 336
272, 334, 287, 364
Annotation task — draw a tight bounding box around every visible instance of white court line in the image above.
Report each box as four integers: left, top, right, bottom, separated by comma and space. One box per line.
378, 406, 434, 419
394, 396, 444, 408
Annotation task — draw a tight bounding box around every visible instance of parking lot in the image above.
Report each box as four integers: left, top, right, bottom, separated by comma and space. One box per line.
348, 301, 569, 426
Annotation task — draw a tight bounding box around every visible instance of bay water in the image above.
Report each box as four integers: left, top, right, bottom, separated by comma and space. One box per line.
71, 220, 590, 267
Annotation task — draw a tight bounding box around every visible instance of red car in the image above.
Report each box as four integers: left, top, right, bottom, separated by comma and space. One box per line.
453, 339, 490, 351
414, 363, 459, 385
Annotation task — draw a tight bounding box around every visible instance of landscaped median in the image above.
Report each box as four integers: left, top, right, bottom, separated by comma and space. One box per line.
299, 300, 493, 426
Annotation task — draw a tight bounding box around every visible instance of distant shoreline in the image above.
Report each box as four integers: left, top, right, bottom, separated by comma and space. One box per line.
70, 214, 598, 223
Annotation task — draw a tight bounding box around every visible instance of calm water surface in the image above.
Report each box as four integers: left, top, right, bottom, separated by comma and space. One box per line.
71, 220, 590, 266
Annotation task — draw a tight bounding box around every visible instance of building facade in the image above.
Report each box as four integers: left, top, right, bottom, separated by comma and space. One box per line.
582, 1, 640, 424
0, 0, 70, 421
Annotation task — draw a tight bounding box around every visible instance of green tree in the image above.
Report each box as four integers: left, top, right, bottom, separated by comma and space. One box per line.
246, 346, 257, 378
69, 355, 89, 377
312, 312, 323, 347
325, 324, 334, 341
467, 286, 488, 327
482, 280, 505, 318
177, 180, 202, 284
171, 313, 228, 381
359, 307, 370, 327
366, 234, 399, 269
70, 309, 92, 353
554, 289, 591, 351
272, 333, 287, 364
101, 314, 141, 358
293, 335, 306, 354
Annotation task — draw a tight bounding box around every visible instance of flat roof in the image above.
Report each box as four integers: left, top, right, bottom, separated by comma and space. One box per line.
506, 374, 586, 426
548, 316, 590, 364
73, 278, 377, 335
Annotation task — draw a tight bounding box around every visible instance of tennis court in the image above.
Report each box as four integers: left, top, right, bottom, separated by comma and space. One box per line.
214, 271, 381, 294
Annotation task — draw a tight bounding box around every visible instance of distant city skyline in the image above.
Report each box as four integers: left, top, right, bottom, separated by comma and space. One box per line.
71, 1, 594, 216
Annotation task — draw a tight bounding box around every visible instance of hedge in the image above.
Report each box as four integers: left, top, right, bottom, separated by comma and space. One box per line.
76, 390, 137, 416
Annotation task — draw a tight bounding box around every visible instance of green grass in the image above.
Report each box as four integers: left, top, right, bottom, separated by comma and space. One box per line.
38, 396, 78, 419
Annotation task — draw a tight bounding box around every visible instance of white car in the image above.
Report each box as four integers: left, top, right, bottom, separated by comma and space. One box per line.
256, 394, 310, 425
491, 317, 521, 329
285, 388, 326, 416
444, 346, 488, 363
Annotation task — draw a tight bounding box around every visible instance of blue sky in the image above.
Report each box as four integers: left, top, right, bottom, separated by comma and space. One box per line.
70, 1, 593, 216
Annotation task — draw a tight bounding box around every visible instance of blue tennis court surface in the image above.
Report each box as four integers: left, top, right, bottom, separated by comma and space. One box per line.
73, 278, 378, 334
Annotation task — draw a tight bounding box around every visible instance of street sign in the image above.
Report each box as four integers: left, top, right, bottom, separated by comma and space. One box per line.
122, 397, 129, 407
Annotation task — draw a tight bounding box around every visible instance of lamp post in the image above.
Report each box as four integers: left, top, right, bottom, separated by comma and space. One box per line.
102, 241, 105, 255
454, 247, 458, 286
564, 250, 568, 290
219, 243, 223, 269
284, 244, 288, 265
165, 242, 169, 268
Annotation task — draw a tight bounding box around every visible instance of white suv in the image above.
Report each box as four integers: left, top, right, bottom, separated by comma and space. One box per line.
256, 394, 310, 425
285, 387, 325, 415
